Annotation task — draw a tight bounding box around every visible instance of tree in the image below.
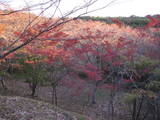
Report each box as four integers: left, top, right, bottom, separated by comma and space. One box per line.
19, 56, 46, 97
0, 0, 119, 92
1, 1, 160, 120
0, 0, 119, 60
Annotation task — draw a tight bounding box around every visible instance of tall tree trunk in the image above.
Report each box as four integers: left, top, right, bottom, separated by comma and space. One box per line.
0, 76, 7, 90
132, 99, 137, 120
91, 86, 97, 104
90, 81, 103, 104
51, 78, 58, 106
109, 90, 115, 120
31, 84, 37, 97
30, 80, 37, 97
136, 96, 144, 120
52, 86, 57, 106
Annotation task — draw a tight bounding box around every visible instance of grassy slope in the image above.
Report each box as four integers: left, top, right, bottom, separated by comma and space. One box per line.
0, 95, 89, 120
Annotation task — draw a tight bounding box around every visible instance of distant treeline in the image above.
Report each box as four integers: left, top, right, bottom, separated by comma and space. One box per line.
78, 15, 160, 28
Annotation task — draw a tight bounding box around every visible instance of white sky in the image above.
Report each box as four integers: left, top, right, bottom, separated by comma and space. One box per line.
6, 0, 160, 17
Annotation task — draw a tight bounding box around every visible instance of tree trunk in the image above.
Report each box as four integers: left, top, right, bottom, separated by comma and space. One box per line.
132, 99, 137, 120
30, 80, 37, 97
91, 86, 97, 104
52, 86, 57, 106
51, 78, 58, 106
109, 90, 115, 120
0, 76, 7, 90
31, 84, 36, 96
136, 96, 144, 120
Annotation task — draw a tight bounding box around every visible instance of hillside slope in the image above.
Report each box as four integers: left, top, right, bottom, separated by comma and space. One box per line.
0, 95, 88, 120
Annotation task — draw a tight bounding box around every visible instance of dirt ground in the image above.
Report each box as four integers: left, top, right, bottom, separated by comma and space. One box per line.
0, 79, 127, 120
0, 95, 82, 120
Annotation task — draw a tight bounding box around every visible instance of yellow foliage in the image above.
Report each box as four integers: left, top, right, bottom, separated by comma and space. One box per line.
0, 24, 5, 34
28, 27, 39, 35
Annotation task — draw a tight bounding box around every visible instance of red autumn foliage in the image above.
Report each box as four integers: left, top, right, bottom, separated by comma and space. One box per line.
1, 13, 160, 98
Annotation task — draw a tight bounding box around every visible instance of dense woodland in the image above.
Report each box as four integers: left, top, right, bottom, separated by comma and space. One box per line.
0, 3, 160, 120
79, 15, 160, 27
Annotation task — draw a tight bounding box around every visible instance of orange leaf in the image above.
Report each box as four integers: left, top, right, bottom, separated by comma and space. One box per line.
0, 24, 5, 34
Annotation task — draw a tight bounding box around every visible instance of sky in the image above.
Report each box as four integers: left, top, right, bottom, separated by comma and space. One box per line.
2, 0, 160, 17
